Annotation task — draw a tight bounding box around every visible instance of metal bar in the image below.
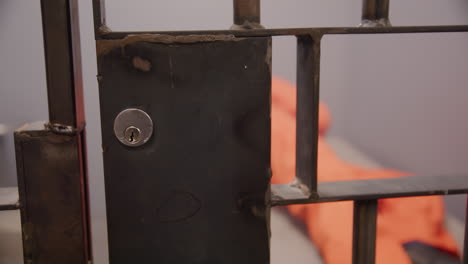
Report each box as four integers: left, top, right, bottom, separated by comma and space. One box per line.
0, 187, 20, 211
103, 25, 468, 39
271, 174, 468, 206
93, 0, 107, 37
233, 0, 261, 27
353, 200, 378, 264
15, 126, 91, 264
361, 0, 390, 26
41, 0, 85, 127
464, 196, 468, 264
362, 0, 389, 20
0, 203, 19, 211
16, 0, 93, 263
295, 35, 321, 195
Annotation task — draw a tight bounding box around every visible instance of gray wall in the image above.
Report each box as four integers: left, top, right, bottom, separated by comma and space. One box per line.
1, 1, 468, 263
0, 1, 48, 187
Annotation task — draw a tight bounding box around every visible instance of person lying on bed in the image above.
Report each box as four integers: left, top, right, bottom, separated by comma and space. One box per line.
271, 77, 460, 264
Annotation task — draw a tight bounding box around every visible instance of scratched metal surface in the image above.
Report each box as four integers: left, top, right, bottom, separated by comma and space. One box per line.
97, 37, 272, 263
14, 128, 90, 264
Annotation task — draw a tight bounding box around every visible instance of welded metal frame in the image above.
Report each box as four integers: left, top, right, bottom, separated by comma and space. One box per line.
3, 0, 467, 263
15, 124, 91, 264
90, 0, 468, 264
18, 0, 92, 262
2, 0, 92, 263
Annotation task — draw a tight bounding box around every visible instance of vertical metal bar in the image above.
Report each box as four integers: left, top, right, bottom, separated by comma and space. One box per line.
41, 0, 85, 127
233, 0, 261, 28
353, 199, 378, 264
92, 0, 107, 37
362, 0, 389, 21
296, 35, 321, 195
0, 204, 19, 211
19, 0, 93, 263
463, 196, 468, 264
361, 0, 391, 27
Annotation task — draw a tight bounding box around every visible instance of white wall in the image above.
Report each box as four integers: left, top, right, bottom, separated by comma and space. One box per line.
1, 1, 468, 263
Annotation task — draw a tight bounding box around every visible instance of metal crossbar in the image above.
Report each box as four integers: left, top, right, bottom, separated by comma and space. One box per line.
272, 174, 468, 205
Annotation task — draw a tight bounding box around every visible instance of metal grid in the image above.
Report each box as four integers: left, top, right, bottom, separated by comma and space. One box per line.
1, 0, 466, 263
91, 1, 468, 263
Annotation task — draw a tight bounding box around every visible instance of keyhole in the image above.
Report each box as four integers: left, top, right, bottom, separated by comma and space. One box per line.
114, 108, 153, 147
124, 126, 141, 144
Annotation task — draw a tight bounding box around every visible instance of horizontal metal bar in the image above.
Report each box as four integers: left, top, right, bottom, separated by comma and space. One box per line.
0, 187, 20, 211
0, 203, 20, 211
353, 199, 377, 264
101, 25, 468, 39
271, 174, 468, 206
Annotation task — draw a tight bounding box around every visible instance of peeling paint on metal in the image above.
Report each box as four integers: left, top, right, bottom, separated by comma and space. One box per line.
359, 18, 392, 27
132, 56, 152, 72
230, 21, 264, 30
97, 34, 244, 56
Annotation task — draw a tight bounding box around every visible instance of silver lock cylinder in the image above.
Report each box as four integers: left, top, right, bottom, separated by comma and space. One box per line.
114, 108, 153, 147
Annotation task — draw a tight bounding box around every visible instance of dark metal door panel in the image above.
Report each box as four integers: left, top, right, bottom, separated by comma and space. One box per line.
97, 36, 272, 263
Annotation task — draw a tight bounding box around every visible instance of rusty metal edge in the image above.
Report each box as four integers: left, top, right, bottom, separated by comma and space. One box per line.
271, 175, 468, 206
99, 25, 468, 40
14, 130, 32, 263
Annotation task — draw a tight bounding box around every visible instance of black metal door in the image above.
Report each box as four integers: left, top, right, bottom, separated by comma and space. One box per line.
97, 36, 272, 263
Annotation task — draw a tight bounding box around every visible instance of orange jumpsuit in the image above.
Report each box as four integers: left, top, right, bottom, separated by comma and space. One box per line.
271, 77, 459, 264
